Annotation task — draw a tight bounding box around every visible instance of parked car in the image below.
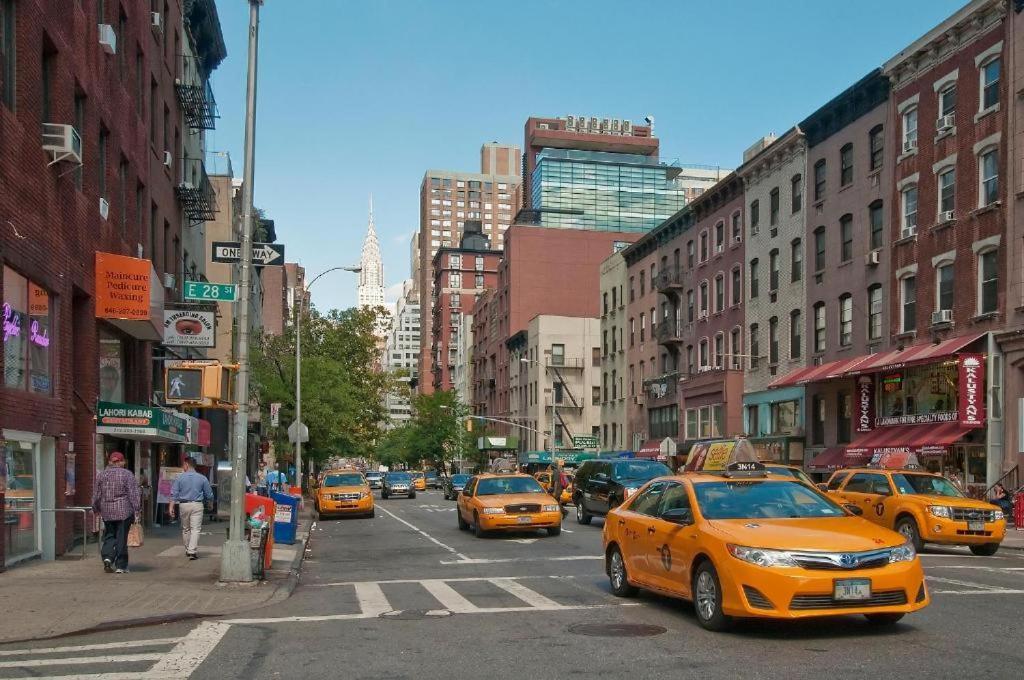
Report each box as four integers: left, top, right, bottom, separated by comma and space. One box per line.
425, 472, 442, 489
443, 474, 471, 500
381, 471, 416, 499
365, 471, 384, 489
574, 458, 671, 524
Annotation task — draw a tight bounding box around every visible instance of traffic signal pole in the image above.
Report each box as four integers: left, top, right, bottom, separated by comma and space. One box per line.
220, 0, 262, 583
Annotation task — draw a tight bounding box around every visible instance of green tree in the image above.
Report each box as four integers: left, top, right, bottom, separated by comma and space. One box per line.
249, 305, 394, 466
405, 391, 474, 474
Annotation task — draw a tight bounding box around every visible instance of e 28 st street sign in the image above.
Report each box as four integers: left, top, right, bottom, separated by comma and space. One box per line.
211, 241, 285, 266
184, 281, 237, 301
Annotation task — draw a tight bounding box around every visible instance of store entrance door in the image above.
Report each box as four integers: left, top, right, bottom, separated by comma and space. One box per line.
3, 434, 41, 565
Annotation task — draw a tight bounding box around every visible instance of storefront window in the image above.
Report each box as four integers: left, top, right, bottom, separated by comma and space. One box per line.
686, 408, 698, 440
99, 331, 125, 402
770, 400, 797, 434
3, 267, 53, 395
879, 362, 958, 425
3, 439, 39, 562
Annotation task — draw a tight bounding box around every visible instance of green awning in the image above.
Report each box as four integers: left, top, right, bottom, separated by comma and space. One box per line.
96, 401, 187, 443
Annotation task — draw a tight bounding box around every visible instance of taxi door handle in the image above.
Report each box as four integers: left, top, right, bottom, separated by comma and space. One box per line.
618, 519, 625, 526
647, 527, 656, 534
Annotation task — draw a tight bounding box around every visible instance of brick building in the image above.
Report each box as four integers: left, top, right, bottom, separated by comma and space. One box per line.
598, 253, 628, 450
622, 240, 662, 452
1, 1, 224, 567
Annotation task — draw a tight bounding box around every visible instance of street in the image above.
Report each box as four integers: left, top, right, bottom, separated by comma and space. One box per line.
2, 490, 1023, 679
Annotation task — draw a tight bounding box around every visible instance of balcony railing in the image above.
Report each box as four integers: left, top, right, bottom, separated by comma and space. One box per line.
642, 371, 679, 400
656, 320, 692, 345
175, 54, 218, 130
175, 158, 218, 224
655, 266, 687, 291
546, 356, 585, 369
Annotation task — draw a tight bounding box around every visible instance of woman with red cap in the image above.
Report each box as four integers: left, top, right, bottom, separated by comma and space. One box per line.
91, 451, 141, 573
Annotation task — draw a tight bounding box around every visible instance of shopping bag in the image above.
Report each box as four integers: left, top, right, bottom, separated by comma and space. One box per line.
127, 522, 144, 548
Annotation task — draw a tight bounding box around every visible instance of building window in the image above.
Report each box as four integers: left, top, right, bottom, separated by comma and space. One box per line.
791, 238, 803, 282
639, 271, 645, 297
813, 159, 826, 201
868, 284, 883, 341
769, 249, 779, 291
731, 211, 741, 242
813, 302, 826, 353
814, 227, 826, 272
714, 274, 724, 312
869, 200, 884, 250
746, 404, 760, 436
771, 400, 797, 435
768, 316, 779, 364
750, 200, 759, 234
475, 274, 484, 288
629, 318, 635, 347
838, 294, 853, 347
730, 328, 741, 369
0, 0, 14, 109
902, 107, 918, 149
714, 221, 724, 252
98, 127, 108, 198
901, 185, 918, 232
811, 395, 826, 445
932, 262, 955, 315
980, 148, 999, 207
686, 240, 694, 268
790, 309, 802, 359
686, 289, 695, 322
731, 267, 741, 306
938, 167, 955, 215
714, 333, 724, 369
901, 275, 917, 333
839, 214, 853, 263
749, 324, 759, 370
639, 316, 645, 343
981, 56, 1000, 111
749, 259, 759, 299
475, 256, 484, 271
685, 346, 694, 375
869, 124, 884, 170
629, 276, 635, 302
449, 272, 461, 288
699, 338, 709, 368
769, 188, 780, 226
602, 292, 608, 315
451, 293, 461, 308
2, 267, 53, 395
837, 392, 852, 444
791, 174, 802, 213
699, 281, 709, 316
699, 231, 708, 262
840, 143, 853, 186
978, 249, 998, 315
939, 83, 957, 118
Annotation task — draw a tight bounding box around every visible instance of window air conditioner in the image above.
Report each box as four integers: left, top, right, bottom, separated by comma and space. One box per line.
940, 210, 955, 223
151, 12, 163, 34
931, 309, 953, 325
901, 226, 917, 239
98, 198, 109, 220
41, 123, 83, 165
715, 244, 724, 255
903, 138, 918, 153
936, 114, 955, 131
98, 24, 117, 55
633, 395, 644, 405
163, 151, 173, 167
864, 249, 880, 266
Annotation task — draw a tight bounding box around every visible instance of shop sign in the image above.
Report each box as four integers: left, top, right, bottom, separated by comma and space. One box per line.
270, 403, 281, 427
573, 435, 599, 449
96, 401, 186, 441
958, 354, 985, 428
163, 309, 215, 347
95, 252, 153, 321
876, 411, 958, 427
2, 303, 50, 348
855, 376, 875, 434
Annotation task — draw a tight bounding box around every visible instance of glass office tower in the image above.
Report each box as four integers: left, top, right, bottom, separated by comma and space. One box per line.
530, 149, 686, 232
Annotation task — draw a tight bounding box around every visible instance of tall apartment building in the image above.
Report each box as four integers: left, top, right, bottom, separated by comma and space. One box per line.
676, 165, 732, 204
599, 253, 628, 451
0, 0, 224, 566
430, 223, 500, 392
384, 280, 419, 426
416, 143, 522, 392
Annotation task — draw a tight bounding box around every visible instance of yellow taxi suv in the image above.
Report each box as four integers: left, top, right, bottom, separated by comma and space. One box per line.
602, 463, 928, 632
825, 468, 1006, 556
411, 471, 427, 491
457, 474, 562, 538
315, 470, 374, 520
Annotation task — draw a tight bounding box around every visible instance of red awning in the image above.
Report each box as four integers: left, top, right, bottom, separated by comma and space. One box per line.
808, 446, 871, 471
636, 439, 661, 459
768, 365, 823, 389
769, 355, 880, 389
845, 333, 985, 376
845, 421, 973, 455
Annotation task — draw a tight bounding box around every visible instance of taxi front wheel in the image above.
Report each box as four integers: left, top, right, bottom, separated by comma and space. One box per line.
969, 543, 1000, 556
895, 517, 923, 552
693, 562, 731, 632
457, 509, 469, 531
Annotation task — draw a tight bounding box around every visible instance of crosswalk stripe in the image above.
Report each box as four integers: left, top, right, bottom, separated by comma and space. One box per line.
148, 621, 231, 677
0, 638, 182, 657
353, 582, 392, 617
926, 575, 1007, 591
0, 653, 163, 668
490, 578, 563, 609
420, 580, 480, 613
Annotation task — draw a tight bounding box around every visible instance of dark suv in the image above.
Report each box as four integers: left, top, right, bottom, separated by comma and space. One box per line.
573, 459, 671, 524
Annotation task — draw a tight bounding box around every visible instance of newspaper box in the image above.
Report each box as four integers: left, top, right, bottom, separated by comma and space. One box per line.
271, 491, 300, 545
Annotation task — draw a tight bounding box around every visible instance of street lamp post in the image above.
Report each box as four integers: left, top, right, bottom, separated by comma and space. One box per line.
520, 357, 562, 502
294, 265, 360, 493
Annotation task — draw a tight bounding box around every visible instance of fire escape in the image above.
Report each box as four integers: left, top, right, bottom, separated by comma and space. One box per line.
175, 53, 218, 130
175, 157, 218, 227
547, 358, 586, 446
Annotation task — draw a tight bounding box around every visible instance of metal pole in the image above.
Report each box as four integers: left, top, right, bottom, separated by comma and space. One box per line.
220, 0, 261, 583
294, 297, 302, 491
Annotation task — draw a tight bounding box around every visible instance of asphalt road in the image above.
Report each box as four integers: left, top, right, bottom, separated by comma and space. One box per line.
3, 489, 1024, 679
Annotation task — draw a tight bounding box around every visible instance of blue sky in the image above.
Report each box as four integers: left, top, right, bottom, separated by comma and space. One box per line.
207, 0, 966, 313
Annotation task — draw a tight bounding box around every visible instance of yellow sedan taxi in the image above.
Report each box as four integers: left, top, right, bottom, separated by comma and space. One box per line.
411, 471, 427, 491
457, 473, 562, 537
602, 463, 928, 631
534, 470, 573, 505
315, 470, 374, 520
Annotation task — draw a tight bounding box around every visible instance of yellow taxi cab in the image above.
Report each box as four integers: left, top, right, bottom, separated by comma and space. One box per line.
411, 471, 427, 491
457, 473, 562, 538
315, 469, 374, 520
825, 467, 1006, 556
602, 462, 927, 631
534, 470, 573, 505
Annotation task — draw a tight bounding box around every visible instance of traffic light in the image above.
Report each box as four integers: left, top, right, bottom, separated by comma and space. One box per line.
465, 417, 473, 433
165, 367, 203, 402
164, 360, 235, 407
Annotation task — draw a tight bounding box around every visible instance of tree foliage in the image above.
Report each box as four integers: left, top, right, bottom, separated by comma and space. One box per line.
250, 305, 393, 465
375, 390, 480, 473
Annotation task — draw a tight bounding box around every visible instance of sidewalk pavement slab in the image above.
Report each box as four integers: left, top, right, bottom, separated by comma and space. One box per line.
0, 505, 313, 644
1000, 527, 1024, 551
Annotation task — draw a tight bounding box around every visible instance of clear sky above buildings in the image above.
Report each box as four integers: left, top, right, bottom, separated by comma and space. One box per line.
208, 0, 966, 313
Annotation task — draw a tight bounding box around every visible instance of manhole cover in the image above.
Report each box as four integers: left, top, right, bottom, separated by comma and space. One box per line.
568, 622, 666, 637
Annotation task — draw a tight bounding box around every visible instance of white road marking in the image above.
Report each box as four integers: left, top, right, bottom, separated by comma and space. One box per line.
442, 555, 603, 565
353, 582, 393, 617
376, 504, 470, 561
308, 574, 565, 587
147, 621, 231, 677
562, 529, 574, 533
0, 653, 164, 668
928, 565, 1024, 572
926, 575, 1007, 591
420, 580, 481, 613
0, 638, 182, 657
490, 578, 562, 609
508, 538, 538, 544
931, 589, 1024, 595
224, 602, 637, 624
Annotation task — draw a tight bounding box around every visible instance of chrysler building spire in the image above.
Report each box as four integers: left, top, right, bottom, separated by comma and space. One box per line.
358, 194, 386, 309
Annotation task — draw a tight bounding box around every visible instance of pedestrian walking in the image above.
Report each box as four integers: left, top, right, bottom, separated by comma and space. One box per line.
91, 451, 141, 574
168, 458, 214, 560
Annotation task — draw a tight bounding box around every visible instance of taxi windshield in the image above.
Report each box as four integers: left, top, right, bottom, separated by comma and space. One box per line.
613, 461, 671, 481
322, 474, 363, 487
765, 465, 814, 486
387, 473, 412, 482
476, 477, 545, 496
694, 481, 845, 520
891, 473, 964, 498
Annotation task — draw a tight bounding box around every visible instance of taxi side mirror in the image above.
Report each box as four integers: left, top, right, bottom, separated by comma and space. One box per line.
816, 483, 829, 492
660, 507, 694, 525
843, 503, 864, 516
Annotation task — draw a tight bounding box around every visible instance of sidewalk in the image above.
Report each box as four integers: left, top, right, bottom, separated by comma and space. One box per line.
0, 505, 313, 643
1002, 527, 1024, 551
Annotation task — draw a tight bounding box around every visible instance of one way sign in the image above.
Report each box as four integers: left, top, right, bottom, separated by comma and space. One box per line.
211, 241, 285, 266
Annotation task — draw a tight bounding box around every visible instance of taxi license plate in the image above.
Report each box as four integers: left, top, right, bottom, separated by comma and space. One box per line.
517, 516, 532, 524
834, 579, 871, 601
968, 520, 985, 531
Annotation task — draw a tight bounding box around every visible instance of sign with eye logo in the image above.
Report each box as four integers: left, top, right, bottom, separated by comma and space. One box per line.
163, 309, 215, 347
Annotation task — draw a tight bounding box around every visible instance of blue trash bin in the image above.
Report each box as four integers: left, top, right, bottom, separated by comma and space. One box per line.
271, 491, 300, 545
